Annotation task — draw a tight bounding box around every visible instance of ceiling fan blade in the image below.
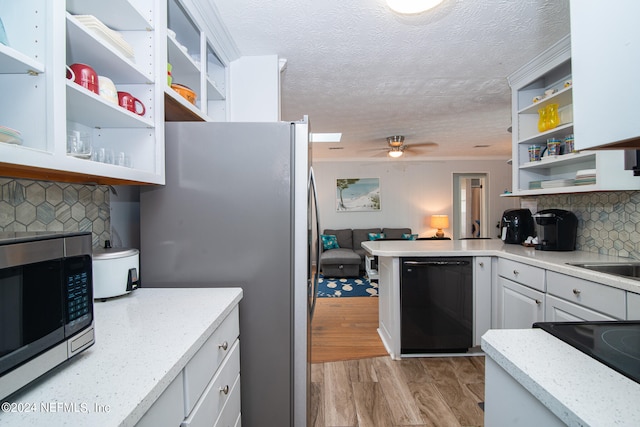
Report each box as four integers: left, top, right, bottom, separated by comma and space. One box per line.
407, 142, 438, 148
359, 146, 389, 152
371, 150, 389, 157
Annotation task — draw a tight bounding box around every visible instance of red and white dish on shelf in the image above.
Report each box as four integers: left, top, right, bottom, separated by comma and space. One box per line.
0, 126, 23, 145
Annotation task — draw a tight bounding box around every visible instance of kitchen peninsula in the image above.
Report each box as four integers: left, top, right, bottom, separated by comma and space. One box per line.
363, 238, 640, 359
363, 238, 640, 426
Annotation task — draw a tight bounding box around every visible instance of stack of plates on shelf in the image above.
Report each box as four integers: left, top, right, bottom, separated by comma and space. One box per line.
0, 126, 23, 145
73, 15, 135, 59
540, 178, 575, 188
575, 169, 597, 186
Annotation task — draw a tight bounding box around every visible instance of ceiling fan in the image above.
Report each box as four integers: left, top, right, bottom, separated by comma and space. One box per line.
373, 135, 437, 158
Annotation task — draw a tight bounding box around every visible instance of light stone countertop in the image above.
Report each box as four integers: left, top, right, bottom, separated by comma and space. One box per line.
361, 239, 640, 294
0, 287, 243, 427
482, 329, 640, 426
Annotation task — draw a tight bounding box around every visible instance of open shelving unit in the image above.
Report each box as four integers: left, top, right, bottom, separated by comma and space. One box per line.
505, 34, 638, 196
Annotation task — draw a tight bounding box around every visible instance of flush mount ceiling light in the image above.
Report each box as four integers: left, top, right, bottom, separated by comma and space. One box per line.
386, 0, 444, 14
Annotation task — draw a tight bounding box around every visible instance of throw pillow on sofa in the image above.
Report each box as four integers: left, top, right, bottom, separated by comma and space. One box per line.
402, 233, 418, 240
368, 232, 386, 240
321, 234, 340, 250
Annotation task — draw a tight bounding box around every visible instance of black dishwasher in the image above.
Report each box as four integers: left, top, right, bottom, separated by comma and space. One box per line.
400, 257, 473, 353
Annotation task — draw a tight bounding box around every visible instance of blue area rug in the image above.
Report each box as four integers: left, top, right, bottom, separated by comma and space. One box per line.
316, 275, 378, 297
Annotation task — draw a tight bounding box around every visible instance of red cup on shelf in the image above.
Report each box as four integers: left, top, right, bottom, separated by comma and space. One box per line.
67, 63, 99, 95
117, 92, 146, 116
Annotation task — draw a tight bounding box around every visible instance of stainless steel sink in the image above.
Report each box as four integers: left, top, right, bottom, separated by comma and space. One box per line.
568, 262, 640, 281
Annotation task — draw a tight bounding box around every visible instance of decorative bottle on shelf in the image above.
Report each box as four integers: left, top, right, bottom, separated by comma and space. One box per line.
546, 103, 559, 130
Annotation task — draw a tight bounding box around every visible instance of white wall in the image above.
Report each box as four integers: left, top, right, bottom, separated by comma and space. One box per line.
312, 159, 518, 238
229, 55, 280, 121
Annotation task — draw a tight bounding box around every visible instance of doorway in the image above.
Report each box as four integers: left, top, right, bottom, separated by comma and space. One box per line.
453, 173, 489, 240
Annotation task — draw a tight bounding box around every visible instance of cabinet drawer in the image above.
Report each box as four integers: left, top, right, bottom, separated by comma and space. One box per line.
214, 374, 241, 427
498, 258, 545, 291
182, 340, 241, 427
137, 371, 184, 427
184, 305, 240, 416
546, 295, 619, 322
547, 271, 625, 319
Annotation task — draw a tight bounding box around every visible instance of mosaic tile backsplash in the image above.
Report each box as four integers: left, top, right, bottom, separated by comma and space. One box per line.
1, 177, 639, 259
534, 191, 640, 260
0, 178, 110, 247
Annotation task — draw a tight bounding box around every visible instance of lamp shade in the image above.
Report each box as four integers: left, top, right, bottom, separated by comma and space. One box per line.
430, 214, 449, 229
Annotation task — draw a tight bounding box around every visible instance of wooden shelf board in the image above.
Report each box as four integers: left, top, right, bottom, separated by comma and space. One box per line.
165, 92, 206, 121
0, 162, 157, 186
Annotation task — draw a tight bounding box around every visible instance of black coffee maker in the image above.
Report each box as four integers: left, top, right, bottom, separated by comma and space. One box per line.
500, 208, 535, 244
533, 209, 578, 251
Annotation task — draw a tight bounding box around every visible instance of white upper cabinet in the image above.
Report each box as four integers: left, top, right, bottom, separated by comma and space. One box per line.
0, 0, 240, 184
1, 0, 281, 184
570, 0, 640, 150
506, 35, 640, 196
165, 0, 230, 122
0, 0, 166, 185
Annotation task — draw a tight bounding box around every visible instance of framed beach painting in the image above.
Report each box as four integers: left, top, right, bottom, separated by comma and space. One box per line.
336, 178, 380, 212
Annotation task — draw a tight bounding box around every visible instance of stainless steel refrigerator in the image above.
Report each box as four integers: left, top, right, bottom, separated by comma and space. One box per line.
139, 119, 319, 427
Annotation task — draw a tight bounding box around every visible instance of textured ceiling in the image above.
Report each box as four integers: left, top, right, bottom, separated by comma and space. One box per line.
212, 0, 571, 160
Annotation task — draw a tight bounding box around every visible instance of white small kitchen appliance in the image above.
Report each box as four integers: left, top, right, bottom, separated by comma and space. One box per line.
92, 240, 139, 300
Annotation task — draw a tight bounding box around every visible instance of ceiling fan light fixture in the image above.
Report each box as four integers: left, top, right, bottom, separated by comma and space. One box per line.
387, 135, 405, 147
386, 0, 444, 14
388, 148, 404, 158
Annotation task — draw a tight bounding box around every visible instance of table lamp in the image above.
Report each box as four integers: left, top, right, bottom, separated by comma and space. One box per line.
431, 214, 449, 238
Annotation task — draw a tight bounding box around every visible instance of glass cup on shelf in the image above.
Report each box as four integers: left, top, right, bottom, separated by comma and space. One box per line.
547, 138, 562, 156
66, 131, 92, 158
564, 134, 575, 153
528, 145, 542, 162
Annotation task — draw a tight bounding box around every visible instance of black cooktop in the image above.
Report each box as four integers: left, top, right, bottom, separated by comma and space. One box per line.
533, 321, 640, 384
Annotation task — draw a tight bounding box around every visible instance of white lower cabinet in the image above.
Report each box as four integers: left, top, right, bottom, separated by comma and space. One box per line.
183, 305, 240, 416
182, 340, 240, 427
545, 295, 619, 322
137, 371, 186, 427
546, 271, 625, 320
135, 306, 241, 427
497, 277, 544, 329
497, 258, 546, 292
377, 256, 401, 359
629, 292, 640, 320
473, 256, 493, 346
484, 357, 565, 427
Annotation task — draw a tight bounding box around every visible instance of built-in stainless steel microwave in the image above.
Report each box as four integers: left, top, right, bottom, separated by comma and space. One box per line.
0, 232, 95, 401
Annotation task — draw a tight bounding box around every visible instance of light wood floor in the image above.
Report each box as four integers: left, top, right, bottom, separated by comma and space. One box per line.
311, 297, 485, 427
312, 297, 387, 363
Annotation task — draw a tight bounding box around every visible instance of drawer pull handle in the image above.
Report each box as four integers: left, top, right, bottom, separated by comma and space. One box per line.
573, 288, 581, 296
513, 270, 519, 276
479, 262, 484, 267
220, 385, 230, 395
219, 341, 228, 351
535, 299, 542, 305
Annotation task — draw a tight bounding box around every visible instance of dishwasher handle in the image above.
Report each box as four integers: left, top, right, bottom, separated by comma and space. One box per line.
403, 260, 470, 267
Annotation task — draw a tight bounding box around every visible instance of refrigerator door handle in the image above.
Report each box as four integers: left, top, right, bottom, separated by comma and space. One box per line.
309, 167, 321, 318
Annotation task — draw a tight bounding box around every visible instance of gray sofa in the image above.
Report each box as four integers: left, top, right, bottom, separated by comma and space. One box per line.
320, 227, 412, 277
